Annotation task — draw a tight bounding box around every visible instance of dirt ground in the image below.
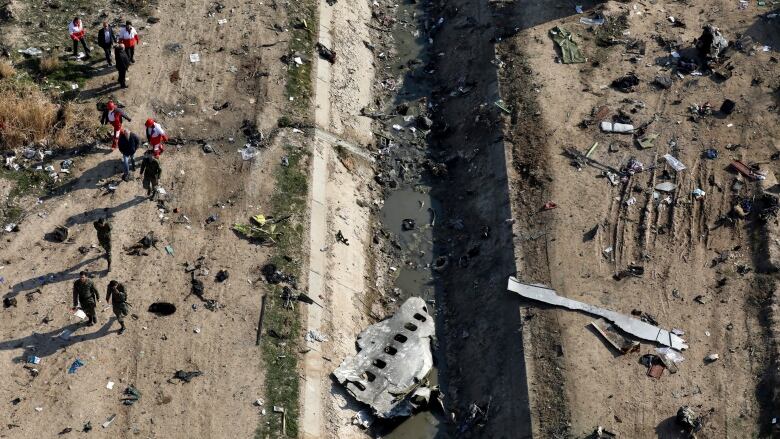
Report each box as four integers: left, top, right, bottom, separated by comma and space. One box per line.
0, 0, 294, 436
498, 0, 780, 437
4, 0, 780, 437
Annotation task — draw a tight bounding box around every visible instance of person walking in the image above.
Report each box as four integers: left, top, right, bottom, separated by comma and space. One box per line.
139, 151, 162, 200
93, 217, 112, 271
96, 21, 116, 66
68, 16, 90, 58
106, 280, 129, 334
100, 101, 131, 149
119, 21, 139, 63
72, 272, 99, 326
145, 118, 168, 158
117, 129, 140, 181
114, 44, 131, 88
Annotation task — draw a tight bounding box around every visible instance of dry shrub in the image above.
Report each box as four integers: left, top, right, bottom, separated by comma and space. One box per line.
0, 61, 15, 79
38, 56, 61, 75
52, 101, 94, 147
0, 83, 58, 150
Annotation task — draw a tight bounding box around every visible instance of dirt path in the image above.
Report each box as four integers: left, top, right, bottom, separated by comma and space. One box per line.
300, 0, 375, 437
0, 0, 290, 436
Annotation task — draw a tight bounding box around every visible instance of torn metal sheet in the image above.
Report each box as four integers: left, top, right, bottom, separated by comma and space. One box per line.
590, 320, 640, 354
333, 297, 435, 418
507, 277, 688, 350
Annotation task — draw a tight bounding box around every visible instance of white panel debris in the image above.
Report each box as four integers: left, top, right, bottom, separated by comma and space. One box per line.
333, 297, 435, 418
507, 277, 688, 351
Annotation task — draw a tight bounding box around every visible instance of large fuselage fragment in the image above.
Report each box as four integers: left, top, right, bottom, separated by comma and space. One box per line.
333, 297, 435, 418
507, 277, 688, 351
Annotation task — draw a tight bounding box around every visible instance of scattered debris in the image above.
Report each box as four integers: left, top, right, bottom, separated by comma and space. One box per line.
507, 277, 688, 350
67, 358, 84, 374
610, 73, 640, 93
335, 230, 349, 245
352, 410, 374, 429
101, 414, 116, 429
600, 121, 634, 133
305, 329, 328, 343
333, 297, 435, 418
696, 24, 728, 60
315, 42, 336, 63
172, 370, 203, 383
121, 386, 141, 405
704, 353, 719, 363
550, 26, 585, 64
215, 270, 229, 282
663, 154, 686, 172
655, 182, 677, 192
590, 320, 640, 354
676, 406, 703, 435
148, 302, 177, 316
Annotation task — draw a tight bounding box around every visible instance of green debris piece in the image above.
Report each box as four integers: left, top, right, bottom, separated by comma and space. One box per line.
637, 133, 659, 150
494, 99, 512, 114
233, 222, 281, 244
164, 245, 174, 256
550, 26, 586, 64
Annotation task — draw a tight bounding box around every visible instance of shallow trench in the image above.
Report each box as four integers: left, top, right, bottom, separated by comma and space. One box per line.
368, 0, 533, 436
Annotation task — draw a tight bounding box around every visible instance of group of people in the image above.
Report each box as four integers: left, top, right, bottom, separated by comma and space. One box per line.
100, 101, 166, 198
69, 16, 139, 88
65, 17, 165, 336
71, 218, 128, 333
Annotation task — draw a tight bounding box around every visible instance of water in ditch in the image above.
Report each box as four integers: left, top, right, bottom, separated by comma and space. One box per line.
374, 0, 448, 437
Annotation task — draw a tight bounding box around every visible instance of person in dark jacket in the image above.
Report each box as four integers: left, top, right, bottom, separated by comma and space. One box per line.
114, 44, 131, 88
93, 217, 112, 271
96, 21, 117, 66
139, 151, 162, 200
117, 129, 140, 181
72, 271, 99, 325
106, 280, 129, 334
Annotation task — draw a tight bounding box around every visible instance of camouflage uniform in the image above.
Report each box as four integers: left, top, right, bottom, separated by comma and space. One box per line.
106, 281, 129, 334
73, 278, 99, 325
139, 155, 162, 200
93, 218, 112, 270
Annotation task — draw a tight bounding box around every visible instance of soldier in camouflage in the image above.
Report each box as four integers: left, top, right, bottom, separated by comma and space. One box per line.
93, 217, 112, 271
72, 271, 99, 325
106, 280, 129, 334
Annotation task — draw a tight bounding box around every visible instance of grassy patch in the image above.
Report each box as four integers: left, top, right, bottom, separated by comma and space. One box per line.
256, 144, 309, 438
0, 167, 55, 224
285, 0, 317, 120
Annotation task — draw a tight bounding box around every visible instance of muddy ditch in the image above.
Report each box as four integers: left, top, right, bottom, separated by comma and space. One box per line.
363, 0, 532, 436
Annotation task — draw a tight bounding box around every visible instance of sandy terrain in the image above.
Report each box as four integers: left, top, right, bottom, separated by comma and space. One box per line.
301, 0, 376, 437
499, 0, 780, 437
0, 0, 293, 436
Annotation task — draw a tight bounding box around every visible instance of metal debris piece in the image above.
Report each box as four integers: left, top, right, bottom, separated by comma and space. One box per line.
507, 277, 688, 350
590, 320, 640, 354
333, 297, 435, 418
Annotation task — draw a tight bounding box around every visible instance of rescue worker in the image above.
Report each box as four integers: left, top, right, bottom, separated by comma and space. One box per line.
106, 280, 129, 334
114, 44, 131, 88
145, 118, 168, 158
139, 150, 162, 200
93, 217, 112, 271
72, 271, 99, 326
117, 129, 140, 181
68, 16, 90, 58
118, 21, 139, 63
100, 101, 131, 149
95, 21, 116, 66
